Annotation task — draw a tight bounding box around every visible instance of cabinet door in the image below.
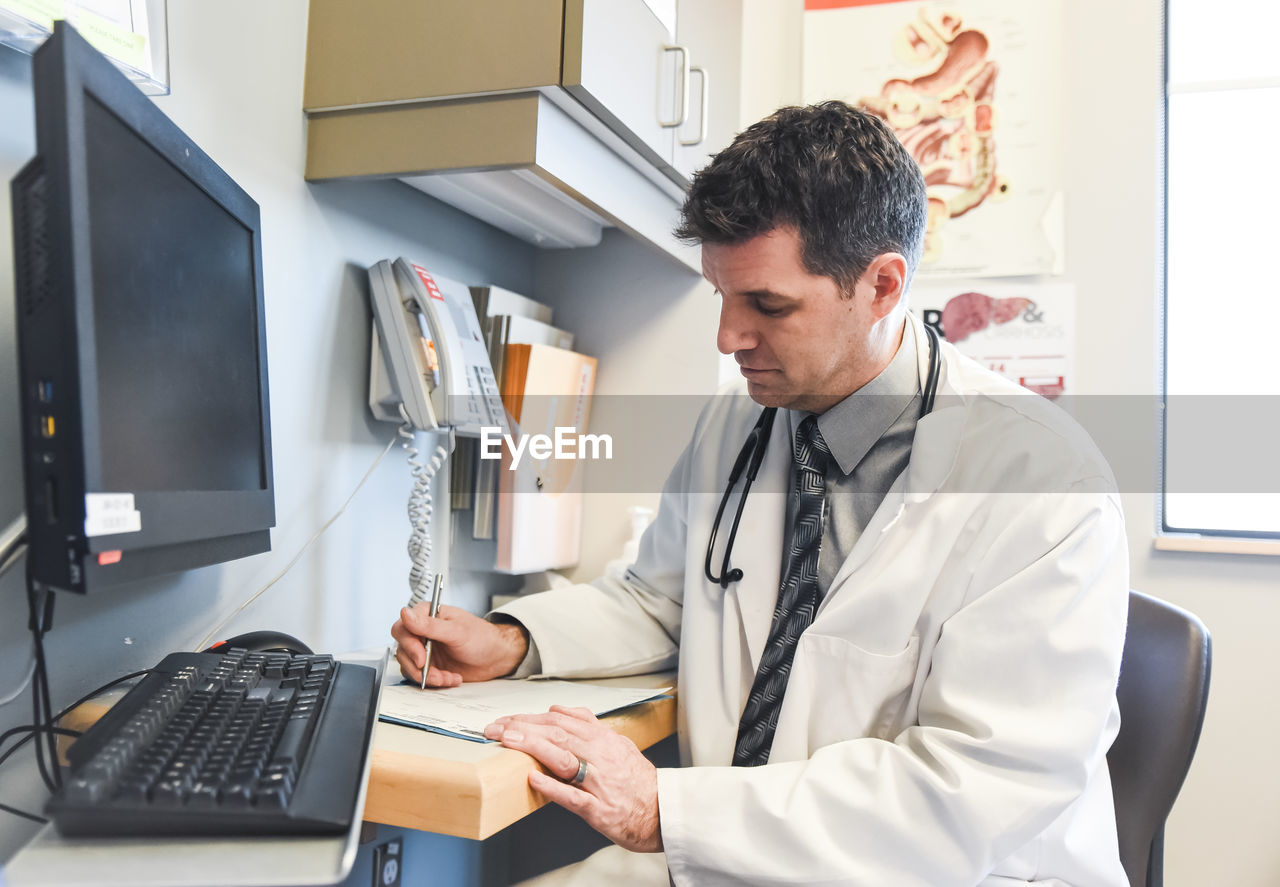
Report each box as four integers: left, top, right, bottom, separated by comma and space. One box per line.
564, 0, 679, 171
304, 0, 565, 110
672, 0, 744, 180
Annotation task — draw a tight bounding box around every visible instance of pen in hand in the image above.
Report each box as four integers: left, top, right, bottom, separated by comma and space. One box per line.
421, 572, 445, 690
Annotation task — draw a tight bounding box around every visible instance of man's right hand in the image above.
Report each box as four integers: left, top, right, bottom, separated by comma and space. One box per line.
391, 604, 530, 687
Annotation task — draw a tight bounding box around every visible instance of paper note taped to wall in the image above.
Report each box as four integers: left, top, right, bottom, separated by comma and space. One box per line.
1, 0, 64, 29
0, 0, 151, 73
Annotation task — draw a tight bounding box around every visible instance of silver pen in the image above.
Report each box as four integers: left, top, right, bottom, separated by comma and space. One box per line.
421, 572, 445, 690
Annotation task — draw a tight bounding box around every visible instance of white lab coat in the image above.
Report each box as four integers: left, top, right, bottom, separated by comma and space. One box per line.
498, 313, 1130, 887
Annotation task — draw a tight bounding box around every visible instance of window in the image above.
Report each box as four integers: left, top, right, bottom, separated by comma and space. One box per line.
1161, 0, 1280, 544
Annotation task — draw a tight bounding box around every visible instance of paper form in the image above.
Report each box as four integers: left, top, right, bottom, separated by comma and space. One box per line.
378, 678, 672, 742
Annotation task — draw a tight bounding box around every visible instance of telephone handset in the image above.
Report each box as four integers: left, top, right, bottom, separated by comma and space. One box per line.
366, 257, 509, 611
367, 257, 506, 436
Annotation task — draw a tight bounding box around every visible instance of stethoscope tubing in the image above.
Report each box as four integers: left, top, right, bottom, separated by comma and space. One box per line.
704, 324, 941, 589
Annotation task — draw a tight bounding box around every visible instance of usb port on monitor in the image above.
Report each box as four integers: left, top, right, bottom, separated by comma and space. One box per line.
43, 477, 58, 524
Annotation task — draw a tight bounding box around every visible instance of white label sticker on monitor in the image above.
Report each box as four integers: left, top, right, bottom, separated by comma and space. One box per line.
84, 493, 142, 537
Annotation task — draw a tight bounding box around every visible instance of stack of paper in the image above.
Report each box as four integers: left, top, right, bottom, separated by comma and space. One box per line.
467, 286, 576, 540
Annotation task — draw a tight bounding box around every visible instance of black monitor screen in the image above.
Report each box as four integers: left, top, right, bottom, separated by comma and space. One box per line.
86, 96, 265, 493
13, 22, 275, 593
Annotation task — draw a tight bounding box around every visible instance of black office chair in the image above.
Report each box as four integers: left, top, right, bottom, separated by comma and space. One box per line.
1107, 590, 1211, 887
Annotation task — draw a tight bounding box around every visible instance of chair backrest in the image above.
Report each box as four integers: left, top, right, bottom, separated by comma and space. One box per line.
1107, 590, 1211, 887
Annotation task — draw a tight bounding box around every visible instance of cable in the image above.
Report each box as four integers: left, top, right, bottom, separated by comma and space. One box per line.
26, 583, 59, 792
398, 412, 450, 609
0, 725, 82, 764
194, 434, 400, 652
1, 801, 46, 823
0, 725, 81, 824
54, 670, 150, 724
0, 668, 147, 763
0, 668, 146, 790
0, 670, 149, 823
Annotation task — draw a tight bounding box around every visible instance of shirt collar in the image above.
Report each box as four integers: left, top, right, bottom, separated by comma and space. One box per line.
790, 319, 920, 476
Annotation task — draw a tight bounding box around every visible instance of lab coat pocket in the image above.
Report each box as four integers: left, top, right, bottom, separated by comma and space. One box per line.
784, 632, 922, 755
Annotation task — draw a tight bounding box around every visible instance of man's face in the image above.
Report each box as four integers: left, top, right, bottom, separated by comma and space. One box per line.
705, 227, 893, 414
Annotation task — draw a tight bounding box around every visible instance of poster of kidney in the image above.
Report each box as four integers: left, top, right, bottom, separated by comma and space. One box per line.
804, 0, 1065, 278
913, 280, 1075, 397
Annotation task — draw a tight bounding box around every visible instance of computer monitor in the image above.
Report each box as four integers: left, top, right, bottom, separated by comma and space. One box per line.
10, 22, 275, 594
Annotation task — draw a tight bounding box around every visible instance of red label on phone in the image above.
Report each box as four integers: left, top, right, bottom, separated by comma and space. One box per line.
412, 264, 445, 301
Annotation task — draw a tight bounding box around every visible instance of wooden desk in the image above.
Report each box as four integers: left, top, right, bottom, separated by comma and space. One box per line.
364, 672, 676, 839
61, 669, 677, 842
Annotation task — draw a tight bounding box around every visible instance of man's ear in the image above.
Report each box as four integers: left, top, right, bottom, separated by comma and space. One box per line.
862, 253, 908, 320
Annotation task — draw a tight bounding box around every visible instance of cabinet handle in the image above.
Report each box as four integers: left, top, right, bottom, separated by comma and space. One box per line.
659, 44, 690, 128
680, 66, 709, 147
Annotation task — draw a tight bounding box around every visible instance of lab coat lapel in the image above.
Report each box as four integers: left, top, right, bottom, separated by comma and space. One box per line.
823, 316, 966, 597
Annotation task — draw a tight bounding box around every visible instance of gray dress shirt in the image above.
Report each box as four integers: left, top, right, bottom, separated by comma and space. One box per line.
783, 323, 922, 595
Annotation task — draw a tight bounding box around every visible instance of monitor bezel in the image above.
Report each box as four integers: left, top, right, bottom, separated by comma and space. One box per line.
15, 22, 274, 592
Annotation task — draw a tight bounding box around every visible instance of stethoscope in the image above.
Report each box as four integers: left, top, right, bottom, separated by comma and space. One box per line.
704, 324, 942, 589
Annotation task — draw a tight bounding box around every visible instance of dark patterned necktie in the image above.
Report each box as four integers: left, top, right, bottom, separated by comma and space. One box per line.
733, 415, 831, 766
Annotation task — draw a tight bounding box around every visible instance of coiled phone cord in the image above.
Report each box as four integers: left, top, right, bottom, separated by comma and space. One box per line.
398, 408, 449, 609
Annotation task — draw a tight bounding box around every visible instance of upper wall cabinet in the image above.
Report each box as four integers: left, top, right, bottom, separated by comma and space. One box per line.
671, 0, 743, 181
303, 0, 741, 272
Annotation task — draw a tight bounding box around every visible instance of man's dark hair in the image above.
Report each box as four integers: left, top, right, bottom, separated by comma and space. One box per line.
675, 101, 928, 294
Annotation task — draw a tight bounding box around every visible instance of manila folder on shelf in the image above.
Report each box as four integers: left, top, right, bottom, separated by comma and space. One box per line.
496, 343, 598, 573
378, 679, 671, 742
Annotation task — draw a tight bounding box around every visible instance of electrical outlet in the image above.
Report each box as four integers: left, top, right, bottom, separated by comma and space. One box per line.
372, 837, 403, 887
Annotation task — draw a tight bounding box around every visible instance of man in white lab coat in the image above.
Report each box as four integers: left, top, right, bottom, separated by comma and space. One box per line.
391, 102, 1130, 886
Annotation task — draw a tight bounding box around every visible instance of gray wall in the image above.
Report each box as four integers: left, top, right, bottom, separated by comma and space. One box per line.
0, 1, 534, 881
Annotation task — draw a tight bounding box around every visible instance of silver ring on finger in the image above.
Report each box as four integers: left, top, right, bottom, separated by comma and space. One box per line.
570, 757, 588, 786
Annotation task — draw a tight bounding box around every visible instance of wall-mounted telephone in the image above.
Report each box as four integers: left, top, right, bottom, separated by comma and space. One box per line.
366, 257, 508, 610
367, 257, 506, 436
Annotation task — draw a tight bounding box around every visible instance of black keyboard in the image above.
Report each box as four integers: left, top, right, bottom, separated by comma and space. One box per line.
47, 648, 378, 838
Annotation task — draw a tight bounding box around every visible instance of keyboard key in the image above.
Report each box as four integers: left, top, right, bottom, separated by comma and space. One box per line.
152, 780, 187, 805
63, 777, 107, 804
258, 769, 292, 796
220, 780, 253, 808
187, 782, 220, 807
114, 779, 149, 802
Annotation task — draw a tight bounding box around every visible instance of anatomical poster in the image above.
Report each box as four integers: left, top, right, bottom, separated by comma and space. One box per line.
913, 281, 1075, 397
803, 0, 1065, 278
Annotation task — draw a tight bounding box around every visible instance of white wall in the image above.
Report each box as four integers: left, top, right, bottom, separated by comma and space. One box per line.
740, 0, 804, 126
1059, 2, 1280, 884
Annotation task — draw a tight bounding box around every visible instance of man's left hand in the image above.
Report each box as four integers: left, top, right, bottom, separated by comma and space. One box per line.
483, 705, 662, 853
